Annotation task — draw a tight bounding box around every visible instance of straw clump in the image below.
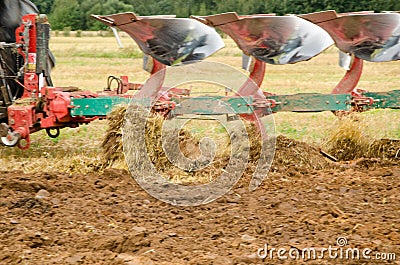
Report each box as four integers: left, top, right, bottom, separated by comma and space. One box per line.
273, 135, 334, 171
102, 106, 230, 184
101, 106, 127, 169
323, 115, 400, 161
101, 107, 337, 185
102, 106, 274, 184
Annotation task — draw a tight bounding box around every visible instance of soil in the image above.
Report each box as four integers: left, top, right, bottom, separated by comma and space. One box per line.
0, 138, 399, 264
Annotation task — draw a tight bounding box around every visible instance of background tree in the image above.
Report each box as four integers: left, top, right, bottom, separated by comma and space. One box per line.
48, 0, 81, 30
30, 0, 400, 30
82, 0, 132, 30
34, 0, 53, 14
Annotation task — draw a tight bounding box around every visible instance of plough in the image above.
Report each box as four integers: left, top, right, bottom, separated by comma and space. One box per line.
0, 10, 399, 149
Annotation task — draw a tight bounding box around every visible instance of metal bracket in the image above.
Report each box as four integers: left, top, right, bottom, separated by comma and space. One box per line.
364, 90, 400, 109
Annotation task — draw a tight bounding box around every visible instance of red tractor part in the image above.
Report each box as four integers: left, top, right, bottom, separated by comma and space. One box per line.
0, 14, 99, 148
0, 13, 225, 149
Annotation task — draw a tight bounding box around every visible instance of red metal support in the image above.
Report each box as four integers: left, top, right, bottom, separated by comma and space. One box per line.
237, 59, 266, 100
332, 57, 363, 94
7, 105, 35, 149
236, 59, 268, 123
15, 14, 40, 99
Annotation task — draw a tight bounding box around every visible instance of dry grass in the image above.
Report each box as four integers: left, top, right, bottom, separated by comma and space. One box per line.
101, 106, 127, 169
323, 115, 376, 161
323, 114, 400, 161
0, 121, 106, 173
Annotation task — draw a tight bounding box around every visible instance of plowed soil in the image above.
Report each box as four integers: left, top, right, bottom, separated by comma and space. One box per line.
0, 137, 399, 264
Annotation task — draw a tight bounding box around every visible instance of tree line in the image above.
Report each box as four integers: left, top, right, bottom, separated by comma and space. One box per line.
32, 0, 400, 30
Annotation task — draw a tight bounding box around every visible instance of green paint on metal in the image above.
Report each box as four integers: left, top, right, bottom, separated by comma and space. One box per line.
70, 96, 254, 117
70, 97, 131, 117
364, 90, 400, 109
268, 93, 351, 112
70, 90, 399, 118
172, 96, 254, 115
